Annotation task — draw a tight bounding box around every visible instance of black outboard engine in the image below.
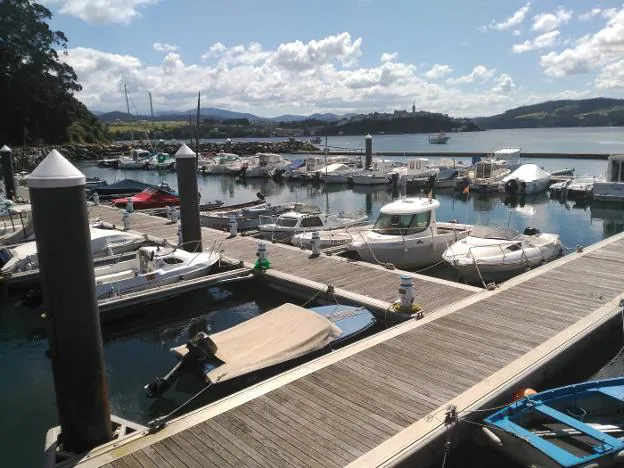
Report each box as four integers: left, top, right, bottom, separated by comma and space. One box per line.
505, 178, 519, 194
523, 227, 541, 236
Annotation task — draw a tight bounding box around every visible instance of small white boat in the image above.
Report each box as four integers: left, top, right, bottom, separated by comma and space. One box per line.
258, 203, 368, 242
442, 225, 563, 284
118, 149, 152, 170
200, 201, 295, 231
428, 132, 450, 144
388, 158, 438, 186
147, 153, 175, 171
352, 159, 394, 185
318, 163, 354, 184
0, 228, 146, 275
94, 246, 220, 300
348, 197, 472, 269
238, 153, 290, 178
593, 154, 624, 202
501, 164, 551, 195
470, 148, 521, 193
550, 175, 604, 198
291, 226, 372, 249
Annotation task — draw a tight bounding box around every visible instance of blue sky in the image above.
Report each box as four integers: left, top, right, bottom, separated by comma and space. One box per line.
40, 0, 624, 117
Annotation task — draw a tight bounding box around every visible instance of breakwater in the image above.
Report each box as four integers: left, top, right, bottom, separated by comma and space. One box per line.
301, 150, 612, 160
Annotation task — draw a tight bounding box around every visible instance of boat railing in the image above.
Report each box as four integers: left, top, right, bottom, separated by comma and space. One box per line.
453, 241, 531, 268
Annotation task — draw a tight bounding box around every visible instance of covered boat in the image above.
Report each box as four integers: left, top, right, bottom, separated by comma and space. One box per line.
145, 302, 376, 397
88, 179, 155, 200
502, 164, 551, 195
442, 225, 563, 284
348, 197, 471, 269
94, 246, 220, 300
112, 185, 179, 210
482, 377, 624, 468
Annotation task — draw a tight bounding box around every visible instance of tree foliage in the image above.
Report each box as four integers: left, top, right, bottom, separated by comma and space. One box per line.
0, 0, 106, 144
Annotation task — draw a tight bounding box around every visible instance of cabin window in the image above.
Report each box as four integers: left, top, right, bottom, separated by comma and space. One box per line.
276, 218, 298, 227
476, 164, 492, 179
301, 216, 324, 228
373, 211, 431, 235
162, 256, 184, 265
506, 243, 522, 252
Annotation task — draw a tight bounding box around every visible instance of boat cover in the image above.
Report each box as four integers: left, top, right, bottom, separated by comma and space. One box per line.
469, 225, 521, 240
502, 164, 550, 183
90, 179, 153, 195
172, 303, 342, 384
285, 159, 306, 170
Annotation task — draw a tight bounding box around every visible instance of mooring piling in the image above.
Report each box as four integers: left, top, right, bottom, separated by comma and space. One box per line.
28, 149, 112, 453
365, 134, 373, 168
175, 144, 202, 252
1, 145, 15, 199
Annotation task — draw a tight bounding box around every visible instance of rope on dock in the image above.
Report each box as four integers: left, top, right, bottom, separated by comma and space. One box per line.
147, 382, 214, 433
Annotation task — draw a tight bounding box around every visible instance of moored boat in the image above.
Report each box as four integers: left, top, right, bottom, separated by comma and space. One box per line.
593, 154, 624, 202
429, 132, 450, 144
112, 185, 179, 210
482, 377, 624, 468
88, 179, 157, 200
502, 164, 551, 195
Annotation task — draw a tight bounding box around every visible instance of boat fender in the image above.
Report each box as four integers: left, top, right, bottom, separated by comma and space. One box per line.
481, 427, 502, 447
511, 387, 537, 402
615, 450, 624, 458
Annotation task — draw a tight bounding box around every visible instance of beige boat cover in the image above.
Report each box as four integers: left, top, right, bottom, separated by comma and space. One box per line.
171, 303, 342, 383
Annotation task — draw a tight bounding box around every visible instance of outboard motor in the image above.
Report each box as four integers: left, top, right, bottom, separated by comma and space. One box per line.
523, 227, 541, 236
505, 178, 519, 194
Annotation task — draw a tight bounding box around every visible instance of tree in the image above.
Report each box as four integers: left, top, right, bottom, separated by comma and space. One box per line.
0, 0, 105, 144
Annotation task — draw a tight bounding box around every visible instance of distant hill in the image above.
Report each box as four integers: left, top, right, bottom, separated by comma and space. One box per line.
474, 98, 624, 129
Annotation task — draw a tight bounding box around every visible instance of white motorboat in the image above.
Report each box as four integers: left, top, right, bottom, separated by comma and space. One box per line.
442, 225, 563, 284
549, 175, 604, 199
388, 158, 438, 186
347, 197, 471, 269
238, 153, 290, 178
501, 164, 551, 195
352, 159, 395, 185
429, 132, 450, 144
0, 203, 34, 245
291, 225, 372, 249
94, 245, 220, 300
117, 148, 152, 170
593, 154, 624, 202
199, 153, 242, 175
147, 153, 175, 171
258, 203, 368, 242
318, 163, 354, 184
200, 201, 295, 231
470, 148, 521, 193
0, 228, 146, 275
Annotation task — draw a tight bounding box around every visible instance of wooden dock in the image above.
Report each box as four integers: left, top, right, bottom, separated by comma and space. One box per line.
61, 205, 624, 468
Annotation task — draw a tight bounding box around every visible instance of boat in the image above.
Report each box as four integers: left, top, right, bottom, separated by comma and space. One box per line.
0, 203, 34, 245
0, 228, 147, 275
352, 159, 395, 185
318, 163, 355, 184
147, 153, 175, 171
237, 153, 290, 178
309, 136, 323, 144
112, 185, 179, 210
442, 225, 563, 284
200, 201, 296, 231
88, 179, 157, 200
94, 245, 220, 300
199, 153, 242, 175
144, 302, 377, 397
388, 158, 438, 187
502, 164, 552, 195
593, 154, 624, 202
406, 168, 462, 189
291, 226, 372, 249
470, 148, 521, 193
257, 203, 369, 242
117, 148, 152, 170
428, 132, 450, 144
482, 377, 624, 468
549, 175, 604, 199
347, 197, 471, 269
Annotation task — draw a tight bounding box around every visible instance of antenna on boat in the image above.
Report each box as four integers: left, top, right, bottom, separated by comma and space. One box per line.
196, 90, 201, 163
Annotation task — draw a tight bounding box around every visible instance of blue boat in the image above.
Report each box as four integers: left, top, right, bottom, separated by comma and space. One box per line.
145, 303, 377, 397
483, 377, 624, 467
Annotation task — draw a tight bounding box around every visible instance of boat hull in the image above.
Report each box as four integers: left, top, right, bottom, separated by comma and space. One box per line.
593, 182, 624, 202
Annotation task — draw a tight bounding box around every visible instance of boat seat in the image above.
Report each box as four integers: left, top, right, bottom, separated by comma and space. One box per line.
96, 269, 137, 284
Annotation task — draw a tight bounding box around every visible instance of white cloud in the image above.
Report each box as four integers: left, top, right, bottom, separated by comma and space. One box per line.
59, 35, 526, 118
424, 64, 453, 79
152, 43, 179, 53
596, 59, 624, 89
578, 8, 602, 22
532, 7, 572, 32
446, 65, 495, 85
482, 3, 531, 31
380, 52, 398, 63
492, 74, 515, 93
602, 8, 619, 20
512, 29, 522, 36
540, 7, 624, 77
40, 0, 160, 24
512, 30, 560, 53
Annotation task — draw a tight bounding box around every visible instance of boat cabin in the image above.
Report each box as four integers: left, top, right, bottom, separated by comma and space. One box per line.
372, 197, 439, 235
137, 247, 183, 274
256, 153, 283, 167
606, 154, 624, 182
274, 204, 324, 228
130, 148, 151, 160
406, 158, 430, 173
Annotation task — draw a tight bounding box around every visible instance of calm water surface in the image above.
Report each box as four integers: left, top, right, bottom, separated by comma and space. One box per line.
3, 130, 624, 467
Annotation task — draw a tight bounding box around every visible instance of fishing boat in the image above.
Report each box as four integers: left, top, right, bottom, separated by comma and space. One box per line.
502, 164, 551, 195
442, 225, 563, 284
347, 197, 471, 269
94, 246, 220, 300
470, 148, 521, 193
257, 203, 369, 242
144, 302, 377, 397
88, 179, 157, 200
482, 377, 624, 468
0, 228, 146, 275
112, 185, 179, 210
593, 154, 624, 202
428, 132, 450, 144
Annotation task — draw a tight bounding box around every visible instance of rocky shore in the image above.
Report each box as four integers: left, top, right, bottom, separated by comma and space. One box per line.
9, 139, 321, 171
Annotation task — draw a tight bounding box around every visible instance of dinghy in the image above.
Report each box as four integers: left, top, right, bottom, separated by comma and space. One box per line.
442, 225, 563, 284
482, 377, 624, 468
347, 197, 471, 269
144, 303, 377, 397
94, 246, 220, 300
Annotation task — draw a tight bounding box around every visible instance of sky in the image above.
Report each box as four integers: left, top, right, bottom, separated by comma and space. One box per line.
39, 0, 624, 118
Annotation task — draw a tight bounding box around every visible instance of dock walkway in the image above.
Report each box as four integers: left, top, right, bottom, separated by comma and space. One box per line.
70, 205, 624, 468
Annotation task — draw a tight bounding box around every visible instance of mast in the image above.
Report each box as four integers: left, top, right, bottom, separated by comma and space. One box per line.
196, 91, 200, 162
124, 84, 134, 145
148, 91, 157, 150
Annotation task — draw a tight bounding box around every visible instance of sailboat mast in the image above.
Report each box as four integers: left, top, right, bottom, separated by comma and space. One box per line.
148, 91, 155, 148
124, 84, 134, 145
196, 91, 200, 162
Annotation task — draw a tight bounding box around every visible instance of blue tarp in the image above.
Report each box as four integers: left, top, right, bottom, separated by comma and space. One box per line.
286, 159, 306, 170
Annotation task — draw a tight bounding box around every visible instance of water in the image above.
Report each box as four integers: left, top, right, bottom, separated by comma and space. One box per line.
3, 129, 624, 467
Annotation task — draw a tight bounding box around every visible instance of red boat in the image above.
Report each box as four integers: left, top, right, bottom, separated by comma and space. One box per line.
112, 187, 180, 210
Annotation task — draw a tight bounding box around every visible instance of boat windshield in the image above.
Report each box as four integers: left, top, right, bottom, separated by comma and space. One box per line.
276, 217, 298, 227
373, 211, 430, 235
470, 226, 521, 240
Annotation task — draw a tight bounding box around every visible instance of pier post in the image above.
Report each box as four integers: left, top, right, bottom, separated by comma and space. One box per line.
175, 144, 202, 252
1, 145, 16, 199
365, 134, 373, 168
28, 150, 112, 453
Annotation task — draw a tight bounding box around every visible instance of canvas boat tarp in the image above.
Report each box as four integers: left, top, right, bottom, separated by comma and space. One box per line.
172, 303, 342, 384
501, 164, 550, 183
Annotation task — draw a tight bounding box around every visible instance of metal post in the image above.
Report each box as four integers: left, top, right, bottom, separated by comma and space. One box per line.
365, 134, 373, 168
1, 145, 16, 199
228, 214, 238, 237
310, 231, 321, 256
175, 144, 202, 252
398, 274, 414, 312
27, 149, 112, 453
